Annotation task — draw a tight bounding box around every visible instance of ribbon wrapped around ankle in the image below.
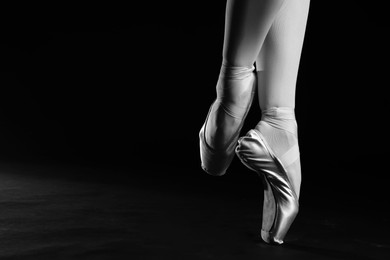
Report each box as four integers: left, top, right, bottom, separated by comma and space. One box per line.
219, 60, 255, 80
215, 61, 256, 119
260, 107, 297, 136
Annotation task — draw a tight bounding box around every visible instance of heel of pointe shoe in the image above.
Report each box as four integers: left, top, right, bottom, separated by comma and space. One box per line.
199, 122, 233, 176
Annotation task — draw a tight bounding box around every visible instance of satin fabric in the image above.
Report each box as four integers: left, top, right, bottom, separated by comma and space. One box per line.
236, 123, 299, 244
199, 63, 256, 176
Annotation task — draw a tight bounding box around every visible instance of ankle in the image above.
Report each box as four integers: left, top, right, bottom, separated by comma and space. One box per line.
219, 60, 255, 80
258, 107, 297, 136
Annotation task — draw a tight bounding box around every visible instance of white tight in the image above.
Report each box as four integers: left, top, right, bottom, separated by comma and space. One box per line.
223, 0, 310, 109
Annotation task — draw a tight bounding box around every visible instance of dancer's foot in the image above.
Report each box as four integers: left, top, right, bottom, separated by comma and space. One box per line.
256, 107, 301, 197
199, 61, 256, 176
236, 107, 301, 244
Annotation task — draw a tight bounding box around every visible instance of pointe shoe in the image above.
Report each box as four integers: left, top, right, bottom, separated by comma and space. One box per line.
199, 65, 256, 176
235, 129, 299, 244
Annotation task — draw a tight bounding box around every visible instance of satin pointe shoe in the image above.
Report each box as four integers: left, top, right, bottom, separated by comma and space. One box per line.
199, 63, 256, 176
235, 127, 300, 244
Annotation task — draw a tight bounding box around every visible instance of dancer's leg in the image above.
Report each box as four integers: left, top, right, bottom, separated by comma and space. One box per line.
256, 0, 310, 109
223, 0, 286, 67
205, 0, 287, 151
255, 0, 311, 197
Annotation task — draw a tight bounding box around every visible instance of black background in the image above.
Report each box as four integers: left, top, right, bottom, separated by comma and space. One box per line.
1, 1, 388, 193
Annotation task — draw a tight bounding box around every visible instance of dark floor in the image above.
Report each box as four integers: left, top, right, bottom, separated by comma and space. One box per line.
0, 156, 389, 260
